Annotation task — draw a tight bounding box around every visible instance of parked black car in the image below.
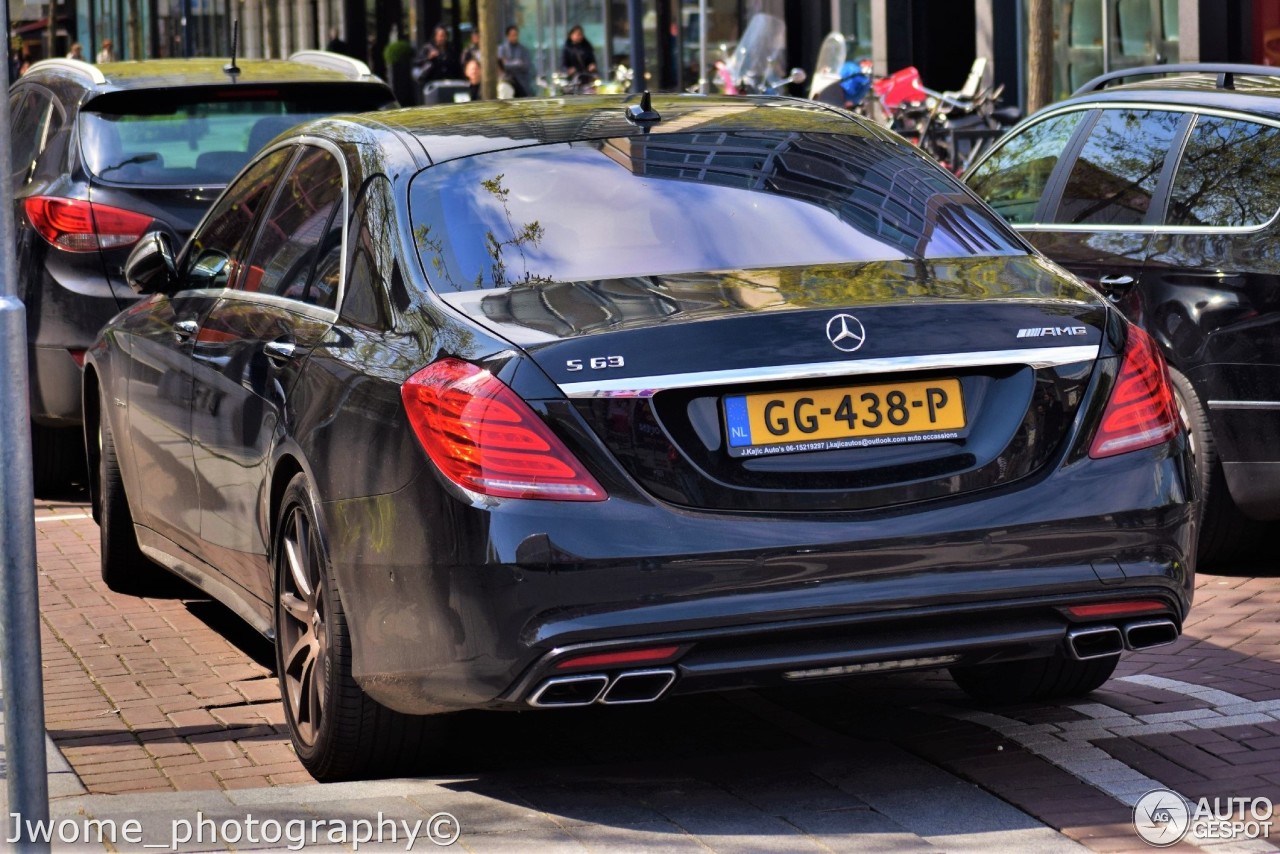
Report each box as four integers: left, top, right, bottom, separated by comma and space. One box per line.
965, 63, 1280, 563
9, 53, 395, 491
87, 94, 1196, 781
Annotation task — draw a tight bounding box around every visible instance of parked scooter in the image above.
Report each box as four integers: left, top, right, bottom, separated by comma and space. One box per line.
810, 36, 1020, 174
715, 13, 806, 95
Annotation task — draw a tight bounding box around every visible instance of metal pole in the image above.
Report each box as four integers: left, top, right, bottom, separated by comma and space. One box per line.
0, 0, 53, 843
698, 0, 706, 93
627, 0, 643, 92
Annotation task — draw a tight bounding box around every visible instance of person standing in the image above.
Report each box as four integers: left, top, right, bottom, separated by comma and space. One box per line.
414, 25, 462, 83
95, 38, 115, 63
460, 29, 482, 68
463, 57, 483, 101
66, 42, 85, 61
561, 25, 596, 80
497, 25, 534, 98
326, 28, 351, 57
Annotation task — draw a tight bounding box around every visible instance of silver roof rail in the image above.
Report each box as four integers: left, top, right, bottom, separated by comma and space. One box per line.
24, 58, 108, 85
1074, 63, 1280, 95
288, 50, 375, 81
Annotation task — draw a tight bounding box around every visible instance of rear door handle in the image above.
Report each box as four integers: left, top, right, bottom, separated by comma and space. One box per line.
1098, 274, 1135, 289
173, 319, 199, 341
263, 340, 299, 367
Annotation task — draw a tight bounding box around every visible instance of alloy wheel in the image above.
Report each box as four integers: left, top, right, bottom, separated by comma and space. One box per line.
278, 503, 328, 747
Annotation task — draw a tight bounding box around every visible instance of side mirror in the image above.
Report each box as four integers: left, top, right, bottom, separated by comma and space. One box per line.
124, 232, 178, 295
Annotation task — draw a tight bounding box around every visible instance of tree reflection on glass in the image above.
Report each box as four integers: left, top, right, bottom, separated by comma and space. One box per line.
415, 173, 547, 289
1167, 117, 1280, 227
1056, 109, 1182, 226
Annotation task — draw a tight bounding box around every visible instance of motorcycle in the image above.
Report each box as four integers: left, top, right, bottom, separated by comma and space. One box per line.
714, 13, 805, 95
809, 36, 1020, 174
809, 32, 873, 112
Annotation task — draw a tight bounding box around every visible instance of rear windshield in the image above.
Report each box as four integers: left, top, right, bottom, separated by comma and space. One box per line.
80, 85, 389, 186
410, 130, 1024, 292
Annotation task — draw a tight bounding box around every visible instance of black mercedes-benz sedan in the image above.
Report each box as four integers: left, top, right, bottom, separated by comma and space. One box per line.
85, 94, 1196, 781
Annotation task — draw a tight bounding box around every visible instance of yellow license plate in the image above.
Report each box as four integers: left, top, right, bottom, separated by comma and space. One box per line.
724, 378, 966, 457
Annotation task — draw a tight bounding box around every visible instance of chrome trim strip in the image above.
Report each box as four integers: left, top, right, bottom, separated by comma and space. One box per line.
560, 345, 1100, 399
1208, 400, 1280, 410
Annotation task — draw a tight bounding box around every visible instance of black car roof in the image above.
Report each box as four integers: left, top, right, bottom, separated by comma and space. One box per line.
1055, 66, 1280, 119
347, 94, 870, 164
19, 54, 384, 94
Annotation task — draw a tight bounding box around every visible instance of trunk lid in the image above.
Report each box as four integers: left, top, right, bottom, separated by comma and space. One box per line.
443, 255, 1114, 512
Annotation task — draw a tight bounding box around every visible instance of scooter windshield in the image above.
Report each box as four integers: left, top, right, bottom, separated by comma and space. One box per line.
725, 13, 787, 89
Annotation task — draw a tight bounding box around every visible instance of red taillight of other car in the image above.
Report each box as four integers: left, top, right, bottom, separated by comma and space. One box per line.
1089, 325, 1181, 459
402, 358, 607, 501
24, 197, 154, 252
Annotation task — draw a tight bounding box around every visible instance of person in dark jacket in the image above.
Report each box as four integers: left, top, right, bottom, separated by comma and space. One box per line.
561, 25, 597, 79
415, 25, 463, 82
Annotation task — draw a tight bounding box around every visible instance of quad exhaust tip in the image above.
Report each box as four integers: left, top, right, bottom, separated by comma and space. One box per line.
1065, 625, 1124, 660
1065, 618, 1179, 660
599, 669, 676, 705
528, 668, 677, 708
527, 674, 608, 707
1123, 618, 1178, 651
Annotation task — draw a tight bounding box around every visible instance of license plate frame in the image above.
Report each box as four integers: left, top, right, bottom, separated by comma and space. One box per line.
723, 377, 968, 458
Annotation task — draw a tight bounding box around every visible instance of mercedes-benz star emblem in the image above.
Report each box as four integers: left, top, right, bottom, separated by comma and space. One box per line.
826, 314, 866, 353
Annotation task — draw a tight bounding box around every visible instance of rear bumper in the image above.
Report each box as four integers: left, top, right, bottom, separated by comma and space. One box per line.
327, 439, 1195, 715
30, 345, 85, 426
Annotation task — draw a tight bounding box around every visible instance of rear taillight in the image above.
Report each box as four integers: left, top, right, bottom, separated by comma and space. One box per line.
401, 358, 606, 501
24, 197, 154, 252
1089, 325, 1180, 459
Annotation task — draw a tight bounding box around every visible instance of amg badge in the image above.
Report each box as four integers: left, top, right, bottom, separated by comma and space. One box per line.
1017, 326, 1088, 338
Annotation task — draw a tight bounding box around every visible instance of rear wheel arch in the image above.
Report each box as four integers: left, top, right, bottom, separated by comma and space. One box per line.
268, 454, 305, 571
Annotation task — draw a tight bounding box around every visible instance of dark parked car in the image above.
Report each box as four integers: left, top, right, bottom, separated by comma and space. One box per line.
9, 52, 394, 490
87, 94, 1195, 781
964, 63, 1280, 562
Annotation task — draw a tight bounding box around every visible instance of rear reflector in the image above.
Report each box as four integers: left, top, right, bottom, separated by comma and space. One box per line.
401, 358, 606, 501
1065, 600, 1167, 618
68, 349, 86, 368
554, 646, 682, 671
24, 197, 154, 252
1089, 325, 1180, 459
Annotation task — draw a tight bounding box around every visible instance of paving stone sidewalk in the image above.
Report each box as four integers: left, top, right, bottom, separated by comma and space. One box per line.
13, 494, 1280, 852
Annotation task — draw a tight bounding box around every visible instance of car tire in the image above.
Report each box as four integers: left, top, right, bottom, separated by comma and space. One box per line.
1168, 368, 1262, 564
949, 654, 1119, 704
274, 474, 443, 782
98, 406, 168, 594
32, 422, 86, 496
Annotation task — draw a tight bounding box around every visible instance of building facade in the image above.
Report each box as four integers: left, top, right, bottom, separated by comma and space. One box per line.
9, 0, 1279, 109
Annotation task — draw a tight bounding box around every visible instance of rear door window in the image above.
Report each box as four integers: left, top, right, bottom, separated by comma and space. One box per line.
965, 111, 1088, 224
1165, 115, 1280, 228
1053, 108, 1183, 226
240, 146, 345, 307
10, 90, 52, 182
182, 147, 295, 289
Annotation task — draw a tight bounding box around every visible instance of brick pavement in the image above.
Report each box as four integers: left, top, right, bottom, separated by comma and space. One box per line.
34, 497, 309, 794
26, 491, 1280, 852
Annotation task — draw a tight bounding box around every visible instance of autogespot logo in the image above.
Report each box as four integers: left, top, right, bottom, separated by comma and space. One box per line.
1134, 789, 1191, 847
826, 313, 866, 353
